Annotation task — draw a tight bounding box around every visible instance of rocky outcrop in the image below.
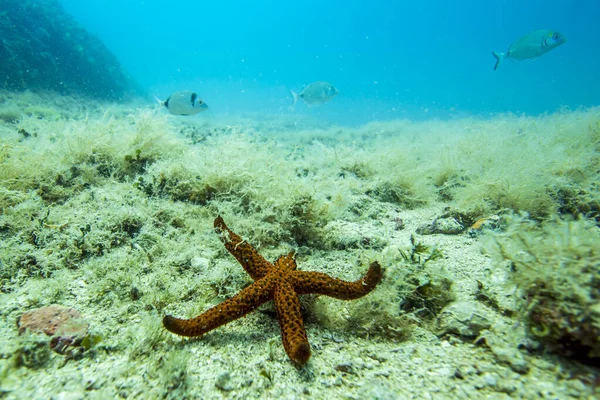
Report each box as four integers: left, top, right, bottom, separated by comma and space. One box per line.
0, 0, 143, 100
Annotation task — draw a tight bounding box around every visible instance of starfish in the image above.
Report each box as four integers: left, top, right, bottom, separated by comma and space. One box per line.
163, 216, 383, 365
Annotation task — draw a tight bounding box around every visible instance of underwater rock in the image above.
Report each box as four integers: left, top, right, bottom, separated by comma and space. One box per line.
214, 371, 235, 391
417, 217, 465, 235
491, 346, 530, 374
474, 332, 531, 374
18, 304, 90, 354
468, 215, 502, 237
436, 301, 493, 339
190, 256, 211, 272
0, 0, 142, 99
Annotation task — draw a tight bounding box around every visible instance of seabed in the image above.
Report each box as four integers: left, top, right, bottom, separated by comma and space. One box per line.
0, 91, 599, 399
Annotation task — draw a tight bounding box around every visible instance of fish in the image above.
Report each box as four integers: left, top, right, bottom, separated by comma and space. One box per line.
290, 81, 339, 107
158, 91, 208, 115
492, 30, 566, 71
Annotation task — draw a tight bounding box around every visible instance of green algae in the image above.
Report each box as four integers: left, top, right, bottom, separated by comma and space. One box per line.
0, 91, 599, 398
486, 215, 600, 364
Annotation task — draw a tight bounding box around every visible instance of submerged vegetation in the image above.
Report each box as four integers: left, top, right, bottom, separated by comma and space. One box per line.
0, 91, 599, 397
486, 215, 600, 365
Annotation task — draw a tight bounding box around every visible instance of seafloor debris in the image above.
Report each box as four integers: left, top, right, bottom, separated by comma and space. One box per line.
436, 301, 493, 339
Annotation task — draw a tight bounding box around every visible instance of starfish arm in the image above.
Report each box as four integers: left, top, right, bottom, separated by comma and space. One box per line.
214, 216, 272, 280
293, 261, 383, 300
163, 278, 275, 337
274, 278, 311, 365
274, 252, 297, 272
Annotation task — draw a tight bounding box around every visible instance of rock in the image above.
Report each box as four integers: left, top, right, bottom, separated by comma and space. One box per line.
334, 362, 355, 374
191, 256, 210, 271
491, 346, 530, 374
417, 217, 465, 235
468, 215, 501, 237
18, 304, 87, 336
18, 304, 89, 354
0, 0, 142, 99
215, 372, 234, 391
436, 301, 493, 339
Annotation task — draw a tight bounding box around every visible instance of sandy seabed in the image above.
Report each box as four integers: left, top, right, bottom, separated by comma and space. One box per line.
0, 91, 599, 399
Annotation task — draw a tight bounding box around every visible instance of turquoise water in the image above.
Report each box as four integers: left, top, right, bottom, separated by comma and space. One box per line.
60, 0, 599, 124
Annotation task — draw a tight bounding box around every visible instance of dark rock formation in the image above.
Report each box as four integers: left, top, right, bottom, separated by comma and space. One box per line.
0, 0, 143, 100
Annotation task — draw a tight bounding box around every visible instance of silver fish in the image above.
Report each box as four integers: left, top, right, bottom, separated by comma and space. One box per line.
160, 90, 208, 115
290, 81, 339, 107
492, 30, 566, 71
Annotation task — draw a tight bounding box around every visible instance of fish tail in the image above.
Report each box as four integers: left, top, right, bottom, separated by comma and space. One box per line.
154, 95, 166, 107
289, 89, 299, 108
492, 52, 505, 71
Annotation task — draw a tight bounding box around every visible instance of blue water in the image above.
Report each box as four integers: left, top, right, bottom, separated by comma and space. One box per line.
60, 0, 599, 125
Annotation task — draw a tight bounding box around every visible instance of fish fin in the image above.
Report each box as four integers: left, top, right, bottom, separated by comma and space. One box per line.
154, 95, 167, 108
492, 52, 505, 71
289, 89, 299, 109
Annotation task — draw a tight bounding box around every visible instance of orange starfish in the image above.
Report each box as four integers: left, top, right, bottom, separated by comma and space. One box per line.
163, 216, 383, 365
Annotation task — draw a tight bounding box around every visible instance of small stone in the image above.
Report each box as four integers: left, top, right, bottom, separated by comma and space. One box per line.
509, 358, 530, 374
129, 286, 142, 301
18, 304, 90, 355
436, 301, 492, 338
492, 347, 530, 374
436, 367, 454, 377
18, 304, 89, 338
215, 372, 234, 391
334, 362, 354, 374
453, 368, 464, 379
417, 217, 464, 235
358, 380, 400, 400
497, 380, 517, 394
191, 256, 210, 270
483, 373, 498, 388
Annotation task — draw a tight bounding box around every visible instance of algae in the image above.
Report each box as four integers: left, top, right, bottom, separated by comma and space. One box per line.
486, 214, 600, 364
0, 92, 598, 398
